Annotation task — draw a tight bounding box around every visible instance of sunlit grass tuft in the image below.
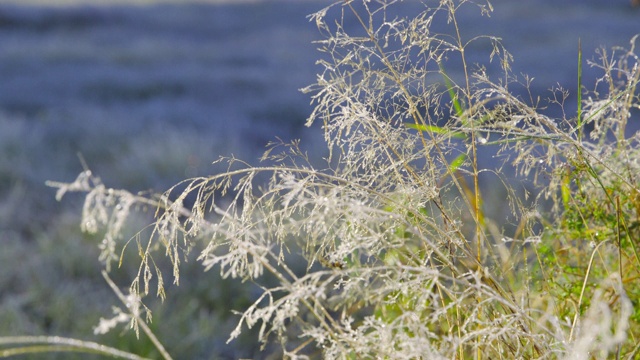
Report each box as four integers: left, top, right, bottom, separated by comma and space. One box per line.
4, 0, 639, 358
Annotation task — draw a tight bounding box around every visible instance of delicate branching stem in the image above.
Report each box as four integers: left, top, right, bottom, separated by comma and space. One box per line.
102, 272, 173, 360
569, 240, 610, 342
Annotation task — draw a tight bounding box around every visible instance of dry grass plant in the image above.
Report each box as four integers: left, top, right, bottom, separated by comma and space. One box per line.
5, 0, 640, 358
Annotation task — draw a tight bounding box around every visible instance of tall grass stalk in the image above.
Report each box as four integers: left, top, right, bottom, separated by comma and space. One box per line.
10, 0, 640, 358
0, 336, 151, 359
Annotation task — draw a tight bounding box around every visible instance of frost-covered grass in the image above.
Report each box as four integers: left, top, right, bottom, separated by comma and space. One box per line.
3, 0, 640, 359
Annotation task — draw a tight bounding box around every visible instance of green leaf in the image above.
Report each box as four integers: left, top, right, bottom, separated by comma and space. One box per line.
404, 123, 467, 139
439, 63, 465, 117
449, 153, 467, 173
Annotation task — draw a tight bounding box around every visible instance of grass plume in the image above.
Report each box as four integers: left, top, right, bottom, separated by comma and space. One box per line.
10, 1, 640, 358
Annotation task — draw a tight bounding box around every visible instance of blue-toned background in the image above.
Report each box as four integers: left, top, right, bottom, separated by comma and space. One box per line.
0, 0, 638, 358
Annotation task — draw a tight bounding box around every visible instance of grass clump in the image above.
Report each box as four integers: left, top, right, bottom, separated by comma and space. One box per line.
6, 0, 640, 358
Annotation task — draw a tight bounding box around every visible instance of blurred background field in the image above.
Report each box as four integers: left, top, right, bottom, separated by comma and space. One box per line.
0, 0, 638, 358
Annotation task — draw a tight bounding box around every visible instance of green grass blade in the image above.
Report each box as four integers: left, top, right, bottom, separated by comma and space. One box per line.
439, 63, 464, 117
404, 123, 467, 139
577, 39, 583, 139
449, 153, 467, 173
